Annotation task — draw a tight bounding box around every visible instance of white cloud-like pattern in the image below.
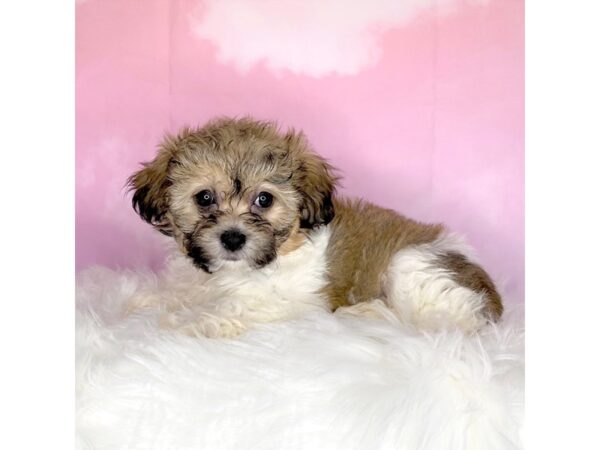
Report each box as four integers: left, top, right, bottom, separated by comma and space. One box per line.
191, 0, 487, 77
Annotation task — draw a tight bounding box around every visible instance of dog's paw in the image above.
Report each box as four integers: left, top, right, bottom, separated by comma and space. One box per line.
335, 298, 400, 324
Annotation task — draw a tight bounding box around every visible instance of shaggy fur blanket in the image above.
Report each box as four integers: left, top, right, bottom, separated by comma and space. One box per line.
76, 262, 524, 450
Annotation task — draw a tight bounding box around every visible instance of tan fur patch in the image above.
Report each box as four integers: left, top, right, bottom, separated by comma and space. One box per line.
278, 219, 306, 255
323, 198, 444, 309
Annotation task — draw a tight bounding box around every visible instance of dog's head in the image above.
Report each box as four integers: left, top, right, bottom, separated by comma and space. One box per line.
128, 117, 338, 273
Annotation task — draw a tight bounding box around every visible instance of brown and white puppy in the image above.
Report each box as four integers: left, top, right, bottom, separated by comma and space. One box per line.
128, 117, 502, 337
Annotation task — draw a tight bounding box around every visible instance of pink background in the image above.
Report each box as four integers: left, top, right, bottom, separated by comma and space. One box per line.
76, 0, 524, 303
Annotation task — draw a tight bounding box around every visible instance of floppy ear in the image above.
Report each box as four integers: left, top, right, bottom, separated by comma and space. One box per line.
286, 130, 338, 229
127, 140, 177, 236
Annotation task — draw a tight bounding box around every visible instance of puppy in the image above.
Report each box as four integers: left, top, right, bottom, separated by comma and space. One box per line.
127, 117, 502, 337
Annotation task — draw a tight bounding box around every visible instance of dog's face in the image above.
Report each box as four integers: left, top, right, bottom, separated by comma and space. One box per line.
128, 118, 337, 273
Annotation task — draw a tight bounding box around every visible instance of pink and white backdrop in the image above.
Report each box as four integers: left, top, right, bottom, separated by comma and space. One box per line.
76, 0, 524, 303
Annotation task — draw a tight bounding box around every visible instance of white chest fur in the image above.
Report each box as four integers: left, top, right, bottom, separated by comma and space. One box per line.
156, 226, 332, 337
210, 226, 332, 315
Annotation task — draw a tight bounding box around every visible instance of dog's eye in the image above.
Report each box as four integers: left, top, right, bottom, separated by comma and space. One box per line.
195, 190, 215, 207
254, 192, 274, 209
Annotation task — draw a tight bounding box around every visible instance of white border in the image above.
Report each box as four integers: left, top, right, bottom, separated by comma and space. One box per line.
3, 0, 600, 447
526, 0, 600, 448
0, 1, 74, 449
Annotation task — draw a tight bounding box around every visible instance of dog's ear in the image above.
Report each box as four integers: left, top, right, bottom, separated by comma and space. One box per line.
286, 130, 338, 229
127, 138, 177, 236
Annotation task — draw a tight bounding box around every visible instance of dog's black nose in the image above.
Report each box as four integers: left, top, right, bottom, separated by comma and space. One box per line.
220, 229, 246, 252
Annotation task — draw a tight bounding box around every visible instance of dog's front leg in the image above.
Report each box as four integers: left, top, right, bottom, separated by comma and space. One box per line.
158, 291, 324, 338
158, 307, 249, 338
157, 293, 270, 338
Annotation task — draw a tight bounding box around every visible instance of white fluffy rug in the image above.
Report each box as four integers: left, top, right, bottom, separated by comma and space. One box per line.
76, 262, 524, 450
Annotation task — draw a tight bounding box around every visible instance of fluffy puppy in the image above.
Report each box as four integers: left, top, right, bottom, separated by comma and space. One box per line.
128, 117, 502, 337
